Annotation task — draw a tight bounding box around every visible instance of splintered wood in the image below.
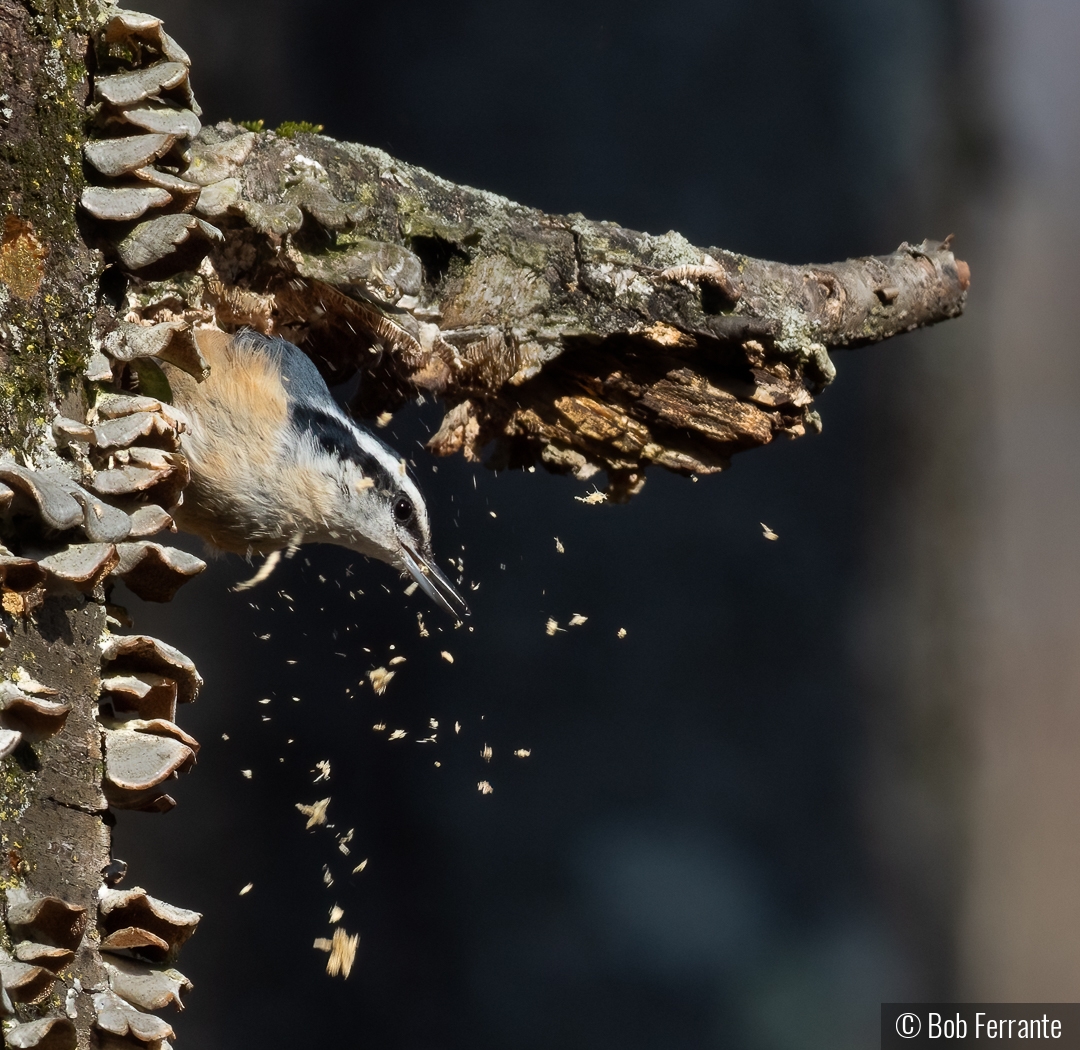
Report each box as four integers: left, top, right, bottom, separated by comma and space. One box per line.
314, 927, 359, 979
296, 797, 331, 828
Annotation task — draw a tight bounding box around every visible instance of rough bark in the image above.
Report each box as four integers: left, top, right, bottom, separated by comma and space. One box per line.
2, 3, 201, 1048
1, 1, 111, 1046
0, 1, 968, 1047
107, 124, 969, 498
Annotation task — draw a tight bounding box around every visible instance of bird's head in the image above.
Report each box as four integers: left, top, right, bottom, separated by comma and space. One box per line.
289, 400, 469, 620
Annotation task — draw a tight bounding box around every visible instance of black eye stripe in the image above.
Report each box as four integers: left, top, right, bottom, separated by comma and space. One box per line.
291, 405, 392, 489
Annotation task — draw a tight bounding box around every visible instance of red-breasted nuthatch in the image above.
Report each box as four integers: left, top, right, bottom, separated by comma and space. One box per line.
165, 329, 468, 618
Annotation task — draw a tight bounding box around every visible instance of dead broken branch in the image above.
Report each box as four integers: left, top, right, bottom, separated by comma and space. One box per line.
91, 122, 969, 499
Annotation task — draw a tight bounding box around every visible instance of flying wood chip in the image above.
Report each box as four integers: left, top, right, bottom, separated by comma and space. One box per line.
314, 928, 359, 978
296, 797, 330, 828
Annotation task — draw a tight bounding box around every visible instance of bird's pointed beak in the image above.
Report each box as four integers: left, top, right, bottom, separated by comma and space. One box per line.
401, 542, 470, 620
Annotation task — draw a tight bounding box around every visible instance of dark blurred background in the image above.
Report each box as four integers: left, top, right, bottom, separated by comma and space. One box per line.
111, 0, 1080, 1046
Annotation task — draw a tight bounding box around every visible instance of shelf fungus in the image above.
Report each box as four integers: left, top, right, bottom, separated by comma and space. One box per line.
102, 729, 196, 811
0, 950, 56, 1005
37, 543, 121, 592
87, 448, 190, 510
92, 988, 176, 1044
2, 1016, 77, 1049
102, 956, 192, 1013
99, 887, 201, 960
102, 321, 209, 379
4, 888, 88, 950
100, 672, 180, 723
0, 682, 71, 740
0, 727, 22, 758
0, 459, 85, 532
100, 635, 202, 706
83, 11, 219, 277
12, 943, 76, 972
112, 542, 206, 603
0, 548, 46, 616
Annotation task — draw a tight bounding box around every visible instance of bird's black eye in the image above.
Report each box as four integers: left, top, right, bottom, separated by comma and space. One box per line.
393, 496, 414, 524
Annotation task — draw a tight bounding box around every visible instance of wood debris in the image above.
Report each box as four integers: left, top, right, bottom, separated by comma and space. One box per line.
481, 744, 492, 762
514, 749, 531, 758
575, 488, 607, 505
617, 627, 627, 639
239, 883, 253, 896
314, 927, 359, 978
555, 537, 565, 553
313, 760, 331, 782
569, 613, 588, 626
760, 522, 779, 541
388, 729, 407, 740
477, 780, 494, 795
329, 905, 344, 924
368, 667, 395, 694
296, 797, 331, 828
440, 650, 454, 663
241, 769, 252, 779
352, 859, 368, 874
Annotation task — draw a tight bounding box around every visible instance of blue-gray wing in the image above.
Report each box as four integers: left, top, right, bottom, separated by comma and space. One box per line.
231, 329, 340, 414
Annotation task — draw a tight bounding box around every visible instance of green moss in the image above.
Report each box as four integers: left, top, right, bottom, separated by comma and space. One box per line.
237, 119, 266, 133
275, 120, 325, 139
0, 3, 99, 449
0, 756, 34, 835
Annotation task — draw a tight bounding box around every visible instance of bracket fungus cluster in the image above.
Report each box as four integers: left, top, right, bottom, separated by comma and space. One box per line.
0, 653, 199, 1047
1, 883, 197, 1049
3, 167, 207, 1043
1, 646, 202, 1047
81, 8, 221, 277
99, 634, 202, 812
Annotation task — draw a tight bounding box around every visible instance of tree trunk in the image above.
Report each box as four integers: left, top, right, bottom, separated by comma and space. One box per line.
0, 1, 968, 1047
